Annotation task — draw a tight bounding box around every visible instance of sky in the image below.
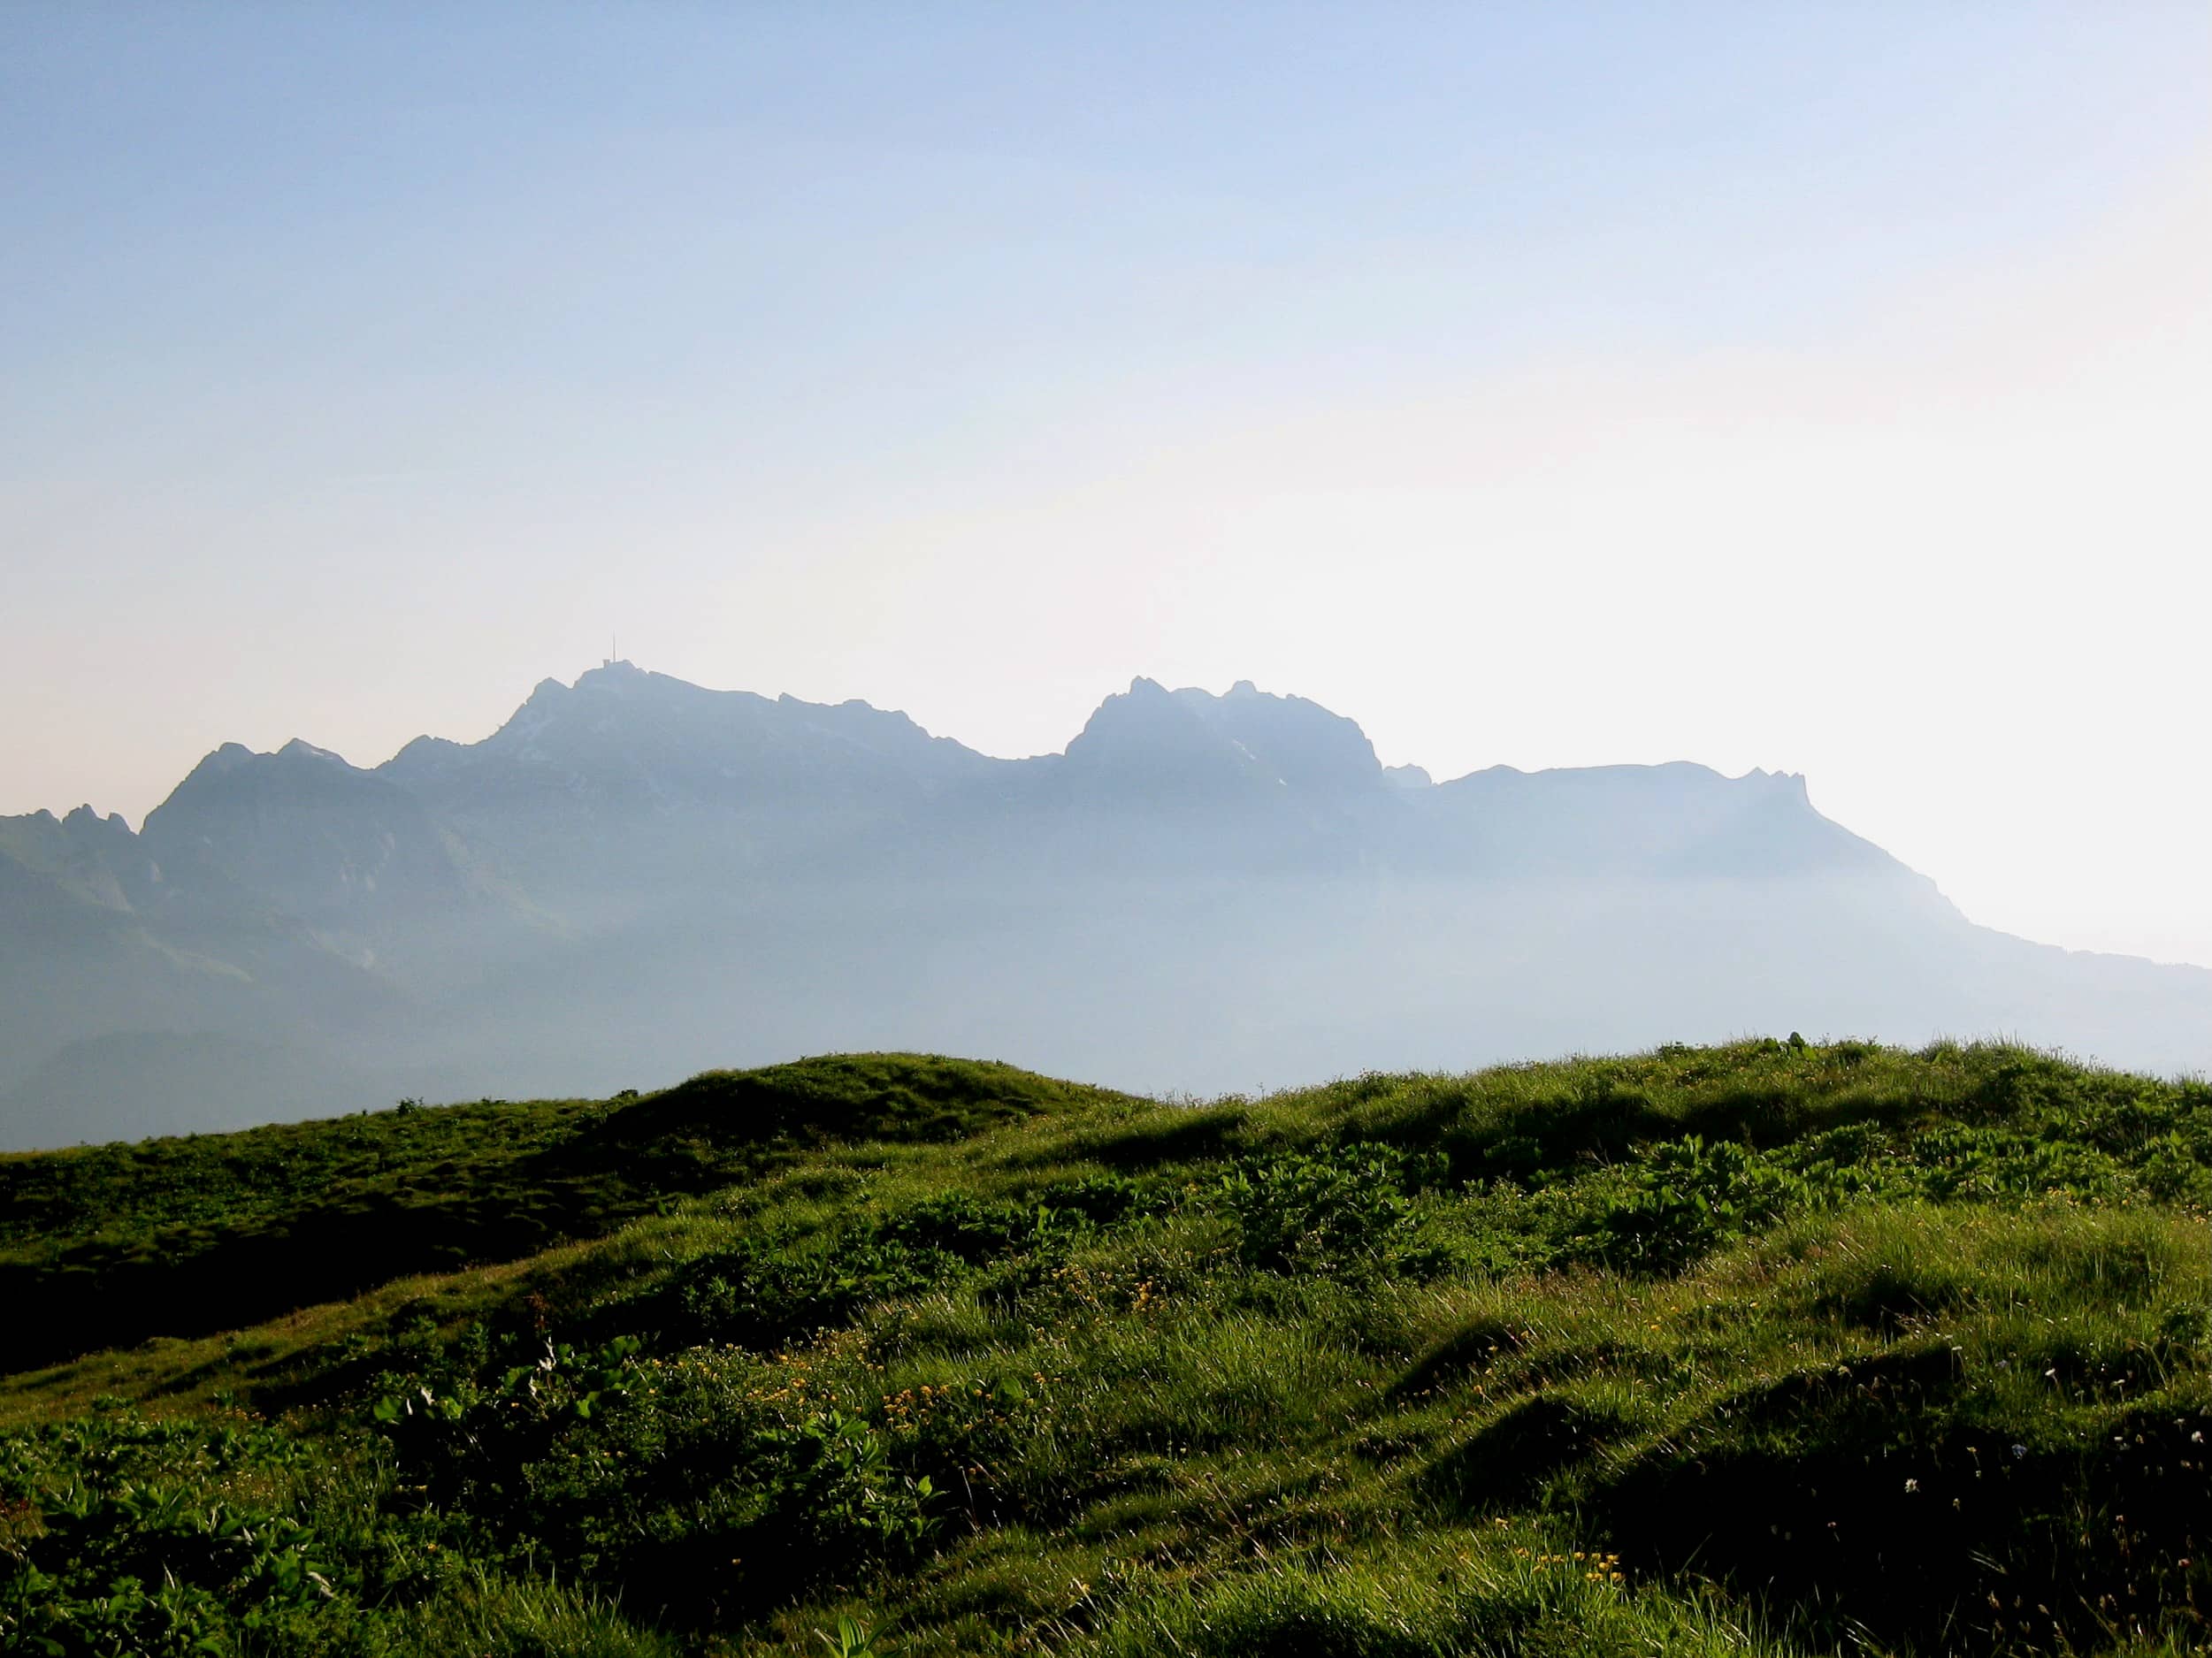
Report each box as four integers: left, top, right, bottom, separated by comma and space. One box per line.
4, 4, 2208, 966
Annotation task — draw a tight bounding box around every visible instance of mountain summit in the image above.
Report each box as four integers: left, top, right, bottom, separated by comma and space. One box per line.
3, 666, 2207, 1147
383, 661, 995, 812
1060, 677, 1383, 799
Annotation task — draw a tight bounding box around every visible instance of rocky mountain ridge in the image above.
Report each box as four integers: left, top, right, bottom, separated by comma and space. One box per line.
3, 664, 2201, 1147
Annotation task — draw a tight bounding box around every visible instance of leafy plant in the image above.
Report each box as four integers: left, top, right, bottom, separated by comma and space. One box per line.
1216, 1142, 1447, 1279
816, 1612, 898, 1656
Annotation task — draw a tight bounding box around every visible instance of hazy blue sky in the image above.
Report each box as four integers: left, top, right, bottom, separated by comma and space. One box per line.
4, 5, 2208, 965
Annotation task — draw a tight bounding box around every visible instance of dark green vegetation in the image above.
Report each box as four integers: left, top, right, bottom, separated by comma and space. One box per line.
5, 1042, 2212, 1655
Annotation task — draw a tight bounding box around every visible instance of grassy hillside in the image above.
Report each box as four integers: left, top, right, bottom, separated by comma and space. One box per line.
4, 1041, 2212, 1655
0, 1055, 1101, 1375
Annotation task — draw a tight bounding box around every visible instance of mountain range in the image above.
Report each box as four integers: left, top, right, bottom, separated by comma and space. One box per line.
4, 661, 2207, 1147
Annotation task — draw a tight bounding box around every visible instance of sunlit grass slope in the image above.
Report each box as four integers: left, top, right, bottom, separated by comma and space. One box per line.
5, 1041, 2212, 1656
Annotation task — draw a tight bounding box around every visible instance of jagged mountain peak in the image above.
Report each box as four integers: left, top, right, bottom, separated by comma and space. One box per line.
198, 741, 258, 776
275, 737, 353, 767
379, 662, 996, 815
138, 730, 471, 941
1065, 676, 1382, 798
58, 805, 135, 850
165, 737, 364, 798
0, 804, 149, 912
161, 738, 387, 812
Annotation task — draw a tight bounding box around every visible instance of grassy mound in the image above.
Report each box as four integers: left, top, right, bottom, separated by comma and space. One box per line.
4, 1041, 2211, 1655
0, 1053, 1100, 1374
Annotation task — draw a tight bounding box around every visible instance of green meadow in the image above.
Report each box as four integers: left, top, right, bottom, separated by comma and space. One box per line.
5, 1042, 2212, 1656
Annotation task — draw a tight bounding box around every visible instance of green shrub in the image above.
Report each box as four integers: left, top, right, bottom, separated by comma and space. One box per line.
1215, 1142, 1448, 1280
